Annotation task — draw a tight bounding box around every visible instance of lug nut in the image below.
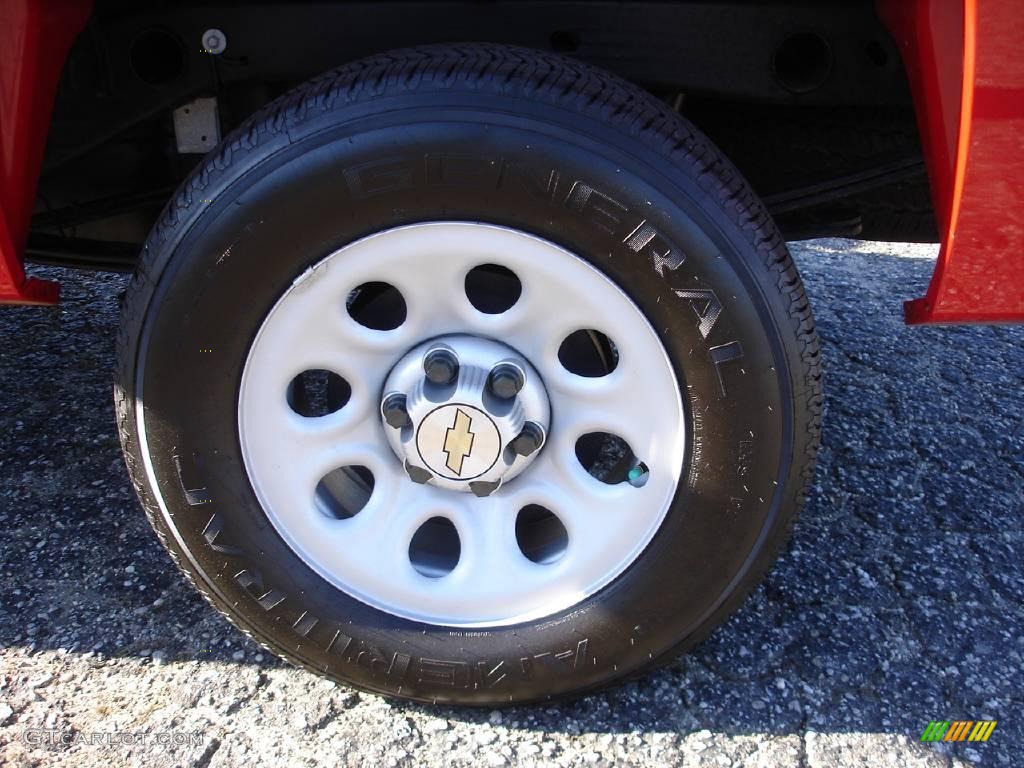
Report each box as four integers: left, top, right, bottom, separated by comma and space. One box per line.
381, 393, 411, 429
423, 346, 459, 385
469, 479, 502, 497
488, 362, 525, 399
404, 460, 432, 485
510, 421, 545, 457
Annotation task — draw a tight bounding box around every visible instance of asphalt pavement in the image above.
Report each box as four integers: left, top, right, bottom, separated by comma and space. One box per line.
0, 238, 1020, 767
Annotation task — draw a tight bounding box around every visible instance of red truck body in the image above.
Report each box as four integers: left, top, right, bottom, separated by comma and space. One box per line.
2, 0, 1023, 323
0, 0, 90, 305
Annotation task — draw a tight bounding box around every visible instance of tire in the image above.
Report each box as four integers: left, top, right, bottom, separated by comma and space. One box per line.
114, 44, 821, 705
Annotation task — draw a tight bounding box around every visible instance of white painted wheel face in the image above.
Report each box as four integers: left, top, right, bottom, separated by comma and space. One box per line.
238, 223, 685, 627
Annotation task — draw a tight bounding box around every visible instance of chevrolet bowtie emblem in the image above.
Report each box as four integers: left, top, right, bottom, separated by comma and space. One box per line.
443, 408, 475, 475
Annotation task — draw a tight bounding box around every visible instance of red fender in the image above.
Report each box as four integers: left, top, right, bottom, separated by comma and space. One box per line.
0, 0, 90, 305
880, 0, 1024, 323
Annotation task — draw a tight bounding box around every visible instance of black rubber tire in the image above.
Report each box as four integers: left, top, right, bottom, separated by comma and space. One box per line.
114, 44, 822, 706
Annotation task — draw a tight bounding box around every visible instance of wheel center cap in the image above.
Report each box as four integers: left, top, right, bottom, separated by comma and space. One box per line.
417, 404, 500, 480
380, 335, 550, 495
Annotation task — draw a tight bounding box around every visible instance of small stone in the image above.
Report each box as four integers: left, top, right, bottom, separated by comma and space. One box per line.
475, 731, 497, 746
29, 673, 53, 688
232, 650, 245, 661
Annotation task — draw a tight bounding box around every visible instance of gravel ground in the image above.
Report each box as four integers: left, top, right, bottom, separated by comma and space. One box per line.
0, 238, 1021, 767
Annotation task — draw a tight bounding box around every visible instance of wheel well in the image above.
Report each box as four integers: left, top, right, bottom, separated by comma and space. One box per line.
30, 0, 934, 271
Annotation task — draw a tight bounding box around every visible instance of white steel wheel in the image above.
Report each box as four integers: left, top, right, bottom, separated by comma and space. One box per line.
238, 223, 685, 627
